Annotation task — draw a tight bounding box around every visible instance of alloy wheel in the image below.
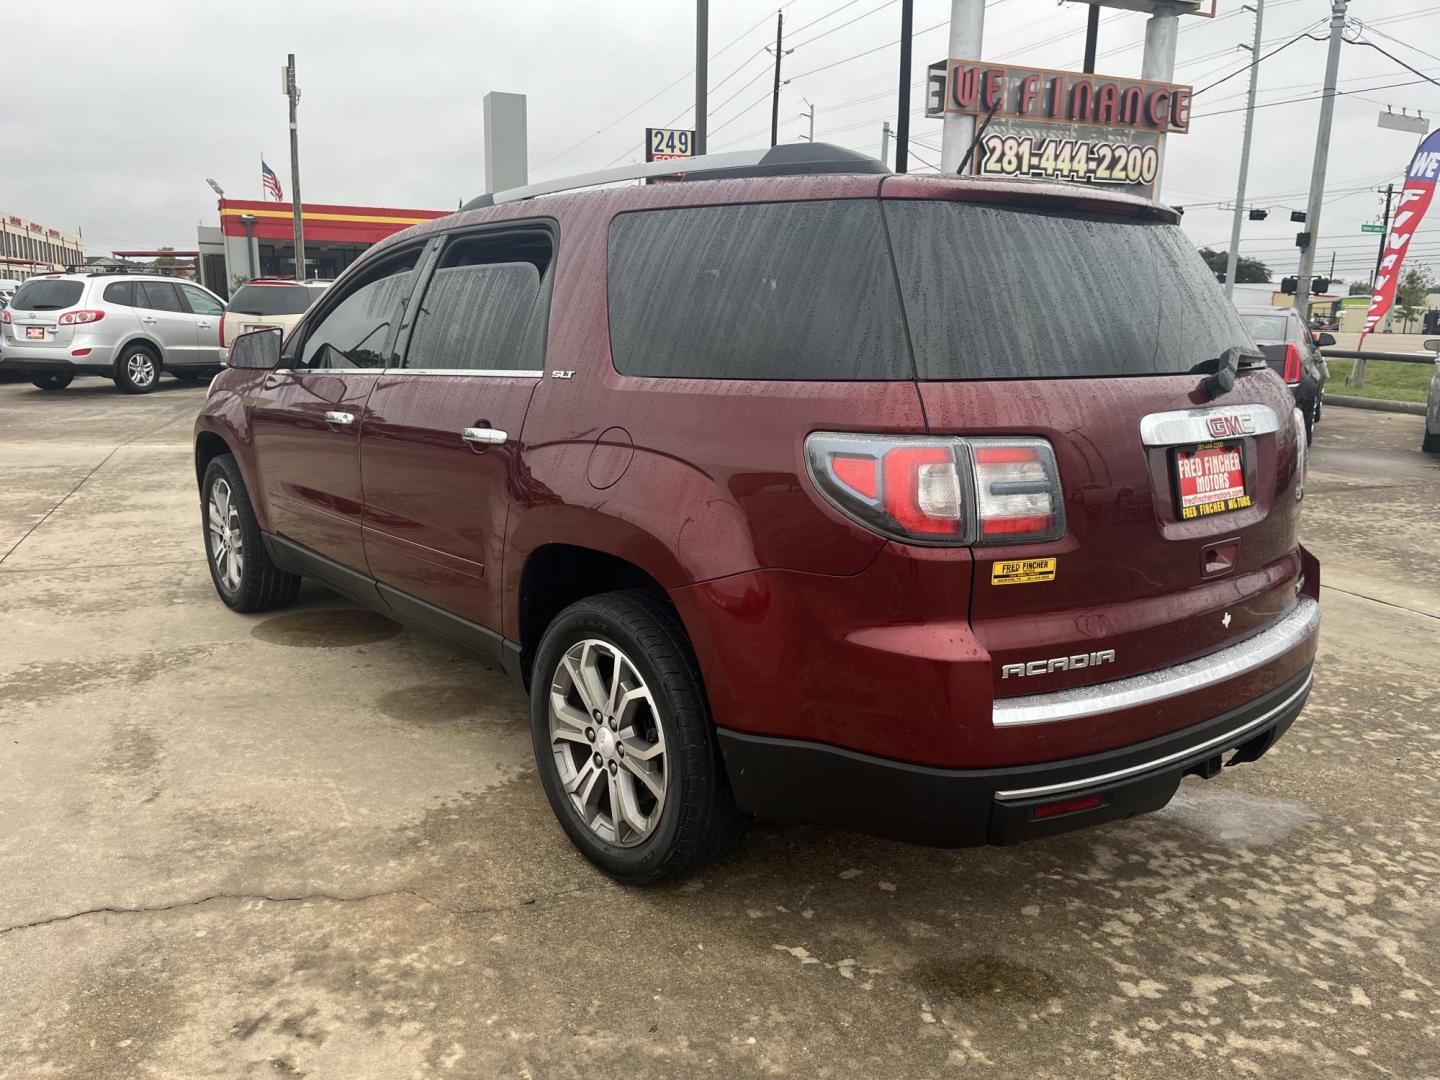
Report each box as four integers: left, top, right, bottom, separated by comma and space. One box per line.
207, 478, 244, 593
127, 352, 156, 388
548, 638, 667, 847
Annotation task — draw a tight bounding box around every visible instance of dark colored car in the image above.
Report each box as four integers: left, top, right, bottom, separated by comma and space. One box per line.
1238, 306, 1329, 443
194, 145, 1320, 884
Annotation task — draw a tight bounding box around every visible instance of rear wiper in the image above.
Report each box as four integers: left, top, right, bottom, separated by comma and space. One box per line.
1194, 345, 1264, 401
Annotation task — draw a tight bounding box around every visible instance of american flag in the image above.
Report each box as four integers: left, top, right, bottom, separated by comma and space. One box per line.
261, 159, 283, 202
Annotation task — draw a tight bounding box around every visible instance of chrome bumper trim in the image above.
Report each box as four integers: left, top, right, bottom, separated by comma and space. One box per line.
994, 673, 1313, 802
992, 596, 1320, 728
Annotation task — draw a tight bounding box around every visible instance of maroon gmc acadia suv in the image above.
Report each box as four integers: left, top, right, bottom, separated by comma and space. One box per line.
195, 145, 1321, 884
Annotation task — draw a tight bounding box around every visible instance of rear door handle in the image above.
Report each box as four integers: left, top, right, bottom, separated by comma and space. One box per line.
325, 410, 356, 426
461, 427, 508, 446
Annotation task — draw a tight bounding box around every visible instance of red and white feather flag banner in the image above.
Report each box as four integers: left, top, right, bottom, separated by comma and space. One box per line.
1359, 129, 1440, 347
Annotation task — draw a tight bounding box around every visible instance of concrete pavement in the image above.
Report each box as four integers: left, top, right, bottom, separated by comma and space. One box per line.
0, 378, 1437, 1078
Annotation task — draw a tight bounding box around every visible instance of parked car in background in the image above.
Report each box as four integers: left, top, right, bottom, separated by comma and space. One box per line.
195, 145, 1319, 884
220, 279, 330, 358
1238, 306, 1328, 443
0, 278, 20, 304
0, 271, 226, 393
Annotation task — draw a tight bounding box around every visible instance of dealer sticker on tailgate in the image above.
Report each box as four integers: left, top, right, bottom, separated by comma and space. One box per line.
991, 557, 1057, 585
1174, 440, 1251, 520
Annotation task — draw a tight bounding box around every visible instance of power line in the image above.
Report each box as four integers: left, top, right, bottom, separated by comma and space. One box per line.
1193, 28, 1326, 98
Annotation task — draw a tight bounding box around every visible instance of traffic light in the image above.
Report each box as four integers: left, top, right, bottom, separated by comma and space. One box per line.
1312, 277, 1330, 295
1248, 207, 1268, 221
1281, 277, 1298, 295
1290, 210, 1307, 223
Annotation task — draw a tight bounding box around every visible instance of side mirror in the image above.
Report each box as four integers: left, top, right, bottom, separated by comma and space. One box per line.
1425, 338, 1440, 355
1315, 332, 1336, 347
226, 327, 282, 370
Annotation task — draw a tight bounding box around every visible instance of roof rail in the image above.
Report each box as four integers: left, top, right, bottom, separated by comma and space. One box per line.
462, 142, 888, 211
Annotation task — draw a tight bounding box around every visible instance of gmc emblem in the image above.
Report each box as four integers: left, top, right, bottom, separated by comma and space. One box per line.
1207, 414, 1255, 438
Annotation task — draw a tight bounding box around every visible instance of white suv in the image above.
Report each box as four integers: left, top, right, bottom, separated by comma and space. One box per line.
0, 271, 226, 393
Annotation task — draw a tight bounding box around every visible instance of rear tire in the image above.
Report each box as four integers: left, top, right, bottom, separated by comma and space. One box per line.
115, 344, 160, 394
201, 454, 301, 612
530, 589, 748, 884
30, 373, 73, 391
1424, 431, 1440, 454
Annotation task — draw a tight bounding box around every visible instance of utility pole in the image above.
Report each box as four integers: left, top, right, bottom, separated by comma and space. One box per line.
284, 54, 306, 282
1370, 183, 1395, 291
1292, 0, 1347, 325
1224, 0, 1265, 299
940, 0, 986, 173
880, 121, 892, 168
695, 0, 708, 154
896, 0, 914, 172
800, 99, 815, 141
769, 12, 784, 147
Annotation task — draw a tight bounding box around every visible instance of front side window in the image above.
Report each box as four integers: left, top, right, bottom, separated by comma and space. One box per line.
179, 283, 224, 317
298, 252, 418, 370
606, 201, 912, 380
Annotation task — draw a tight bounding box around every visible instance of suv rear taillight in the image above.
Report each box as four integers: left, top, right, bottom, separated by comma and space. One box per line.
805, 433, 1065, 546
57, 309, 104, 325
0, 308, 9, 324
1282, 343, 1302, 384
219, 316, 226, 348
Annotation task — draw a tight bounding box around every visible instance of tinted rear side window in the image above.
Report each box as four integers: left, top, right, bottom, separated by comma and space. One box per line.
405, 263, 544, 371
11, 280, 83, 311
607, 200, 912, 380
885, 202, 1255, 380
228, 284, 313, 317
137, 281, 183, 312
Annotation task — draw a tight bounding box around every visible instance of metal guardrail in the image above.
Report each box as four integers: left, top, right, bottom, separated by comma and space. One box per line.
1318, 347, 1438, 389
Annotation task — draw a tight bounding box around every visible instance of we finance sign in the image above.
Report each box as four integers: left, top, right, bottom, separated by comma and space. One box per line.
926, 59, 1193, 198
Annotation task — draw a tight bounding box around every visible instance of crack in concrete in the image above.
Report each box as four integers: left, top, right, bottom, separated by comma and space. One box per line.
0, 888, 437, 936
1320, 583, 1440, 622
0, 881, 614, 936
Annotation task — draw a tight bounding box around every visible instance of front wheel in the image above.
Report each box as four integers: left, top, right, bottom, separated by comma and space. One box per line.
530, 590, 747, 884
201, 454, 301, 612
115, 345, 159, 394
30, 373, 73, 391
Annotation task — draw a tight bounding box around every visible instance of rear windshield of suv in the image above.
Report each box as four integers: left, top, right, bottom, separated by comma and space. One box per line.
607, 201, 911, 380
885, 201, 1255, 380
228, 283, 314, 317
10, 280, 83, 311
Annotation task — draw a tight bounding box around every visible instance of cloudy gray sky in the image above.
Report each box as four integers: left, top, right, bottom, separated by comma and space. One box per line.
5, 0, 1437, 284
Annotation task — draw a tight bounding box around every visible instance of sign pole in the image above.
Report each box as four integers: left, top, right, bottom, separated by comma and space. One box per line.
695, 0, 708, 155
895, 0, 913, 172
1224, 0, 1265, 299
939, 0, 986, 172
769, 12, 784, 148
285, 54, 306, 283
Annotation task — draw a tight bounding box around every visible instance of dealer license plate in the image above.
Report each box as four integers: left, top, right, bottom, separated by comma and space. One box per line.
25, 326, 44, 340
1173, 441, 1251, 520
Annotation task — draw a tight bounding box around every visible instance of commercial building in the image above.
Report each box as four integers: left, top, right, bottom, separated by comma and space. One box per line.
203, 199, 448, 296
1, 213, 84, 279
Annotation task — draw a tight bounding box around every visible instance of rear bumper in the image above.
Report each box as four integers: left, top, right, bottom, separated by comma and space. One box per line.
0, 355, 113, 377
718, 665, 1312, 847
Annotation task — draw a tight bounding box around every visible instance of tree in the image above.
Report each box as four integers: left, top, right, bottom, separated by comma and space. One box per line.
1348, 280, 1370, 296
1395, 264, 1434, 333
1199, 247, 1272, 284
